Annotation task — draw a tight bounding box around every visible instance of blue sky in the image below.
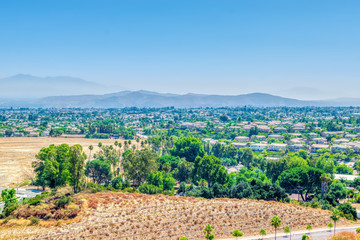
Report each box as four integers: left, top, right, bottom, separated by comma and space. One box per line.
1, 0, 360, 99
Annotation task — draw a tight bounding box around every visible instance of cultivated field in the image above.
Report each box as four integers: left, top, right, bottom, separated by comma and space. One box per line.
0, 136, 130, 186
0, 192, 353, 240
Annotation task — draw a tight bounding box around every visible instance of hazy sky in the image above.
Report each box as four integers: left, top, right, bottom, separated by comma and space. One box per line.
1, 0, 360, 99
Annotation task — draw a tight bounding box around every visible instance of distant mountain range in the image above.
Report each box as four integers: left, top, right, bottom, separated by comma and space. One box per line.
1, 74, 360, 108
0, 74, 110, 98
0, 90, 356, 108
31, 91, 312, 108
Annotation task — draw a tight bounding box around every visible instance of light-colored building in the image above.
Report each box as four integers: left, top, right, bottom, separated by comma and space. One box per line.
258, 125, 271, 133
289, 144, 308, 152
234, 136, 250, 142
268, 143, 287, 152
232, 142, 248, 149
330, 145, 349, 153
252, 135, 266, 141
333, 138, 349, 145
250, 143, 268, 152
268, 134, 284, 140
274, 126, 287, 133
321, 131, 344, 138
311, 144, 330, 153
313, 138, 327, 144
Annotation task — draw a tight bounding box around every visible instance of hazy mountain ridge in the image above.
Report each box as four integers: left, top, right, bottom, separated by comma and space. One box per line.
0, 74, 110, 98
29, 91, 317, 108
1, 74, 360, 108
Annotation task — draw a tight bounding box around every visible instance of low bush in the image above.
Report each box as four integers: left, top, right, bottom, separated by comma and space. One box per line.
30, 217, 40, 225
55, 196, 73, 209
1, 203, 18, 218
111, 176, 123, 190
87, 182, 106, 193
138, 183, 162, 195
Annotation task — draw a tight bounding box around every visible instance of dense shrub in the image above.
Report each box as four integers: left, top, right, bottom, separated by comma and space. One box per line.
111, 176, 123, 189
55, 196, 73, 209
138, 183, 162, 194
338, 203, 357, 220
1, 203, 18, 218
87, 182, 106, 193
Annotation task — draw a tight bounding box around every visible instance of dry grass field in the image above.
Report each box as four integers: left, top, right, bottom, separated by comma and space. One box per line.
0, 136, 132, 186
0, 191, 354, 240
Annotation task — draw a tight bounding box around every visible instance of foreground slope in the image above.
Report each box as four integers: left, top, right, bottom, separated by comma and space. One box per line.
0, 191, 353, 240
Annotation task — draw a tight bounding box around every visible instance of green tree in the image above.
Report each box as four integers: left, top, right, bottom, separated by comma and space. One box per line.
226, 144, 238, 159
122, 149, 158, 186
33, 144, 71, 190
278, 166, 324, 201
315, 156, 336, 174
111, 175, 123, 189
238, 148, 254, 168
174, 160, 194, 183
163, 174, 176, 191
204, 224, 215, 240
212, 142, 226, 158
302, 234, 309, 240
88, 145, 94, 161
336, 164, 353, 175
327, 181, 347, 205
266, 158, 287, 183
271, 215, 282, 240
330, 209, 341, 234
259, 229, 267, 240
170, 137, 205, 162
286, 156, 308, 169
284, 226, 290, 236
1, 188, 17, 217
328, 222, 333, 232
193, 155, 229, 187
306, 224, 312, 234
69, 144, 86, 193
85, 160, 112, 184
338, 202, 357, 220
95, 145, 120, 172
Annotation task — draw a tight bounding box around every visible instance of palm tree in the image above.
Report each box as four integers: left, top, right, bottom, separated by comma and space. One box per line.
204, 224, 214, 240
284, 226, 290, 238
271, 215, 282, 240
306, 224, 312, 235
328, 222, 333, 232
331, 210, 340, 235
88, 145, 94, 161
259, 229, 266, 240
